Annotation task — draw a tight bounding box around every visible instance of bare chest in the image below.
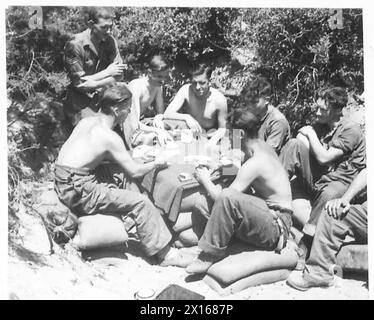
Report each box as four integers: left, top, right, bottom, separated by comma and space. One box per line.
138, 86, 159, 110
186, 95, 218, 128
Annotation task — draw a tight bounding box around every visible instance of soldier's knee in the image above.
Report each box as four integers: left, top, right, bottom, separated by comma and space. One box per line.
135, 194, 153, 209
320, 186, 345, 202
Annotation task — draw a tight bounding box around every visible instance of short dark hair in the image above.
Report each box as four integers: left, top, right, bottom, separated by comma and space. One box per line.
191, 63, 213, 80
98, 83, 132, 114
228, 108, 261, 139
84, 7, 113, 24
318, 87, 348, 110
149, 55, 168, 72
241, 76, 272, 104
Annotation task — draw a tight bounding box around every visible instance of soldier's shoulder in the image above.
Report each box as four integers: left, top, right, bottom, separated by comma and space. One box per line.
71, 29, 86, 42
210, 88, 227, 107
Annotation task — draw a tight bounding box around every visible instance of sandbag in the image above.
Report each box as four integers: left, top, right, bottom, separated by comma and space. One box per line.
204, 269, 291, 296
206, 241, 298, 288
336, 244, 368, 273
35, 189, 79, 245
72, 214, 128, 251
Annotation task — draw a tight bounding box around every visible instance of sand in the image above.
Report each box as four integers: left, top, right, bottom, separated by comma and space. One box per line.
8, 206, 369, 300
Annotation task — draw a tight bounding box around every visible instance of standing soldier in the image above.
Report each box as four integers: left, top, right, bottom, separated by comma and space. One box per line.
63, 7, 127, 127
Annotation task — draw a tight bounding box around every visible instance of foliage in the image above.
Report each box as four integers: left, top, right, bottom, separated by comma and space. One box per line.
222, 8, 364, 131
7, 7, 364, 127
113, 7, 233, 101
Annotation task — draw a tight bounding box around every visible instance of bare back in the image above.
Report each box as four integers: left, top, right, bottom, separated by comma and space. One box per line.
56, 117, 118, 170
230, 140, 292, 210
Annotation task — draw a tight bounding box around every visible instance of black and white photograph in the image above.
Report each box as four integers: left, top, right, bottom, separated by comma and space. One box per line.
2, 0, 373, 301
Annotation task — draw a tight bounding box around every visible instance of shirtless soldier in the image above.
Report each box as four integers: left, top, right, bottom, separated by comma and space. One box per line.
123, 55, 173, 147
186, 109, 293, 274
54, 83, 193, 267
157, 63, 228, 147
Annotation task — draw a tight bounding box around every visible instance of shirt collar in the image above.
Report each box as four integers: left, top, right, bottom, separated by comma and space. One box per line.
82, 28, 107, 57
260, 104, 273, 123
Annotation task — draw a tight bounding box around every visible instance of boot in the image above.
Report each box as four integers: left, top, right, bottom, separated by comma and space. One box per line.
158, 247, 197, 268
185, 252, 221, 274
287, 268, 334, 291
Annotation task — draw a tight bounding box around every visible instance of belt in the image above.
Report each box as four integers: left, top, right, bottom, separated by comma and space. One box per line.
55, 163, 93, 176
268, 205, 293, 215
268, 207, 292, 254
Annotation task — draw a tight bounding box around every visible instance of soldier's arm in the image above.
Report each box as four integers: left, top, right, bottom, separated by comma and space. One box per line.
64, 41, 117, 91
325, 168, 367, 219
101, 129, 166, 178
208, 95, 228, 145
298, 126, 344, 165
341, 168, 367, 203
64, 41, 86, 90
164, 85, 189, 120
80, 36, 124, 84
164, 85, 202, 132
154, 86, 165, 114
229, 157, 260, 193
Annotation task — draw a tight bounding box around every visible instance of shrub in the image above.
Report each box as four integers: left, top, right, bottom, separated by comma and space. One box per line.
222, 8, 363, 132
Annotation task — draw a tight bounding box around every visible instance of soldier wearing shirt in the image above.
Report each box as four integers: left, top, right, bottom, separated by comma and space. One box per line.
239, 77, 290, 154
280, 86, 366, 269
63, 7, 127, 126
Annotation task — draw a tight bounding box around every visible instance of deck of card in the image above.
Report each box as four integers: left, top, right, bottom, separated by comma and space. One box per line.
178, 172, 193, 182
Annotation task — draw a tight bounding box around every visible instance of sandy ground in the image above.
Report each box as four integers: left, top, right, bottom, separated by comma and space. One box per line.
8, 206, 369, 300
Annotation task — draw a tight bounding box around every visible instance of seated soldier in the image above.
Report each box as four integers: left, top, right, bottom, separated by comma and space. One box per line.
239, 76, 290, 154
157, 63, 228, 148
186, 109, 293, 274
54, 83, 193, 267
280, 86, 366, 269
123, 55, 173, 147
287, 168, 367, 290
63, 7, 127, 127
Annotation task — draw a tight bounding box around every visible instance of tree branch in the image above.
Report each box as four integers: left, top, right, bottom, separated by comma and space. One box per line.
24, 51, 35, 79
291, 66, 306, 106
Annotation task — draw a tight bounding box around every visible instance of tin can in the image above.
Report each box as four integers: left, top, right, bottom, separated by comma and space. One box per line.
134, 288, 156, 300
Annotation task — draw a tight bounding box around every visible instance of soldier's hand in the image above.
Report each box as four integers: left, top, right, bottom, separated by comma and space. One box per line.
153, 114, 165, 130
77, 77, 97, 89
154, 155, 169, 170
106, 62, 127, 77
193, 166, 211, 184
156, 129, 173, 146
185, 115, 202, 133
325, 198, 350, 220
298, 125, 316, 139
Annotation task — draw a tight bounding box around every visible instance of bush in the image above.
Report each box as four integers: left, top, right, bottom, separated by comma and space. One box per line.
222, 8, 364, 132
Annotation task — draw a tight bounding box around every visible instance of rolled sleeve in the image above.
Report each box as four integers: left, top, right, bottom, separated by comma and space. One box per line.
64, 41, 86, 87
330, 124, 360, 154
